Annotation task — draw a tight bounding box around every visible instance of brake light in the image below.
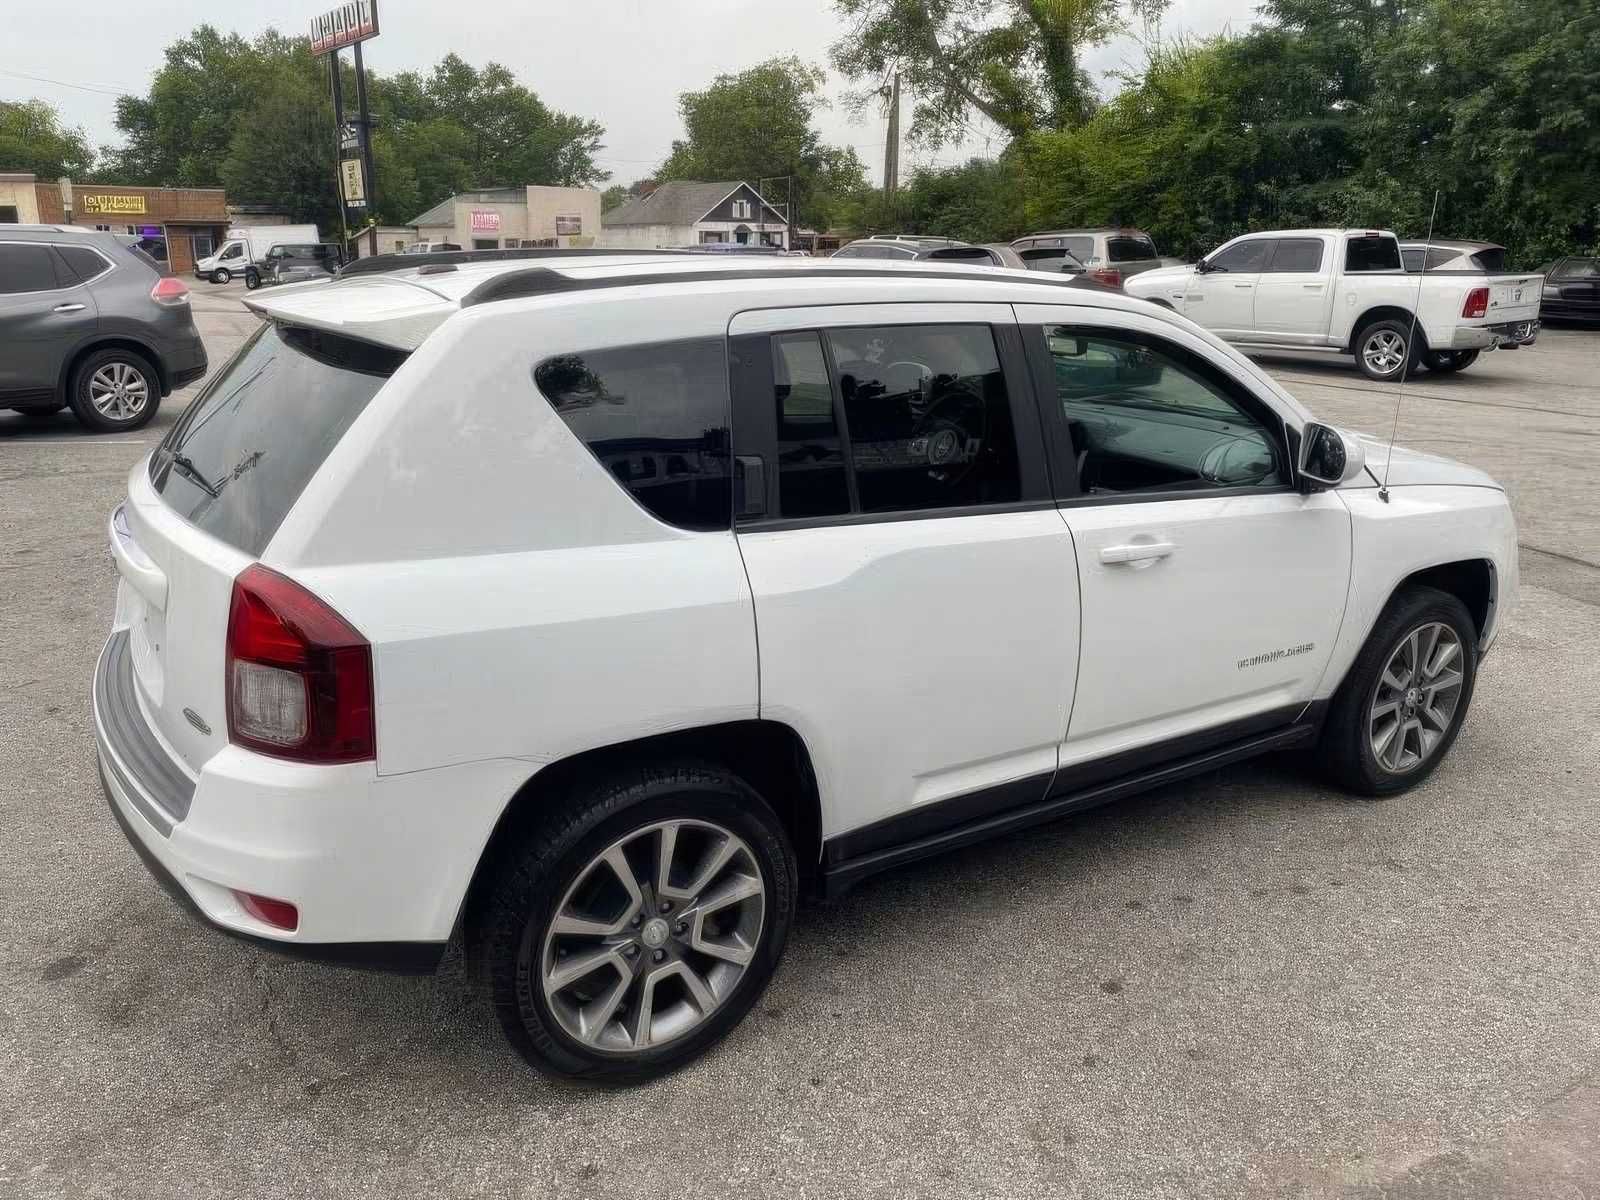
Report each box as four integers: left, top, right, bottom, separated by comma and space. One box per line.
226, 564, 374, 763
1089, 267, 1123, 287
150, 276, 189, 306
1462, 286, 1489, 319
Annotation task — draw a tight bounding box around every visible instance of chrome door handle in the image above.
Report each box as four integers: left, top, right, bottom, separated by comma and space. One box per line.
1100, 541, 1176, 564
1233, 283, 1254, 289
53, 303, 86, 313
1302, 283, 1324, 290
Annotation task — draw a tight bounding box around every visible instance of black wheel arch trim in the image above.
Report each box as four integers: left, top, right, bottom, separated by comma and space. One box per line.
58, 335, 172, 400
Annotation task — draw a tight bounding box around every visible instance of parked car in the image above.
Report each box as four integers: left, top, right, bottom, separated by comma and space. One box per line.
1399, 240, 1540, 359
195, 225, 320, 285
247, 242, 345, 289
1124, 229, 1544, 380
1010, 228, 1162, 285
1535, 256, 1600, 323
1, 225, 205, 432
96, 251, 1516, 1082
831, 235, 1011, 265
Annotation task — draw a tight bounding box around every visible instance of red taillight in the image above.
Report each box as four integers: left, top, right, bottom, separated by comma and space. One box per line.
1462, 286, 1489, 319
150, 276, 190, 306
226, 564, 374, 763
233, 890, 299, 931
1089, 267, 1123, 288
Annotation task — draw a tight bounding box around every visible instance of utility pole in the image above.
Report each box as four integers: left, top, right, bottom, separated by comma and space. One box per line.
329, 53, 349, 252
883, 70, 900, 205
353, 40, 378, 258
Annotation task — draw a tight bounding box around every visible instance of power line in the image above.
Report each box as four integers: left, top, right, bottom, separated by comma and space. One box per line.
0, 68, 139, 97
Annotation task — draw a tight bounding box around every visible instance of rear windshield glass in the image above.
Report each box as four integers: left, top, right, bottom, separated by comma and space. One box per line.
1107, 236, 1156, 262
1345, 236, 1402, 272
926, 246, 998, 263
1555, 258, 1600, 278
150, 323, 404, 555
1469, 247, 1507, 272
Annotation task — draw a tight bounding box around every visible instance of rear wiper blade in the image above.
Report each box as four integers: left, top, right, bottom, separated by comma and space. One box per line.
169, 452, 221, 498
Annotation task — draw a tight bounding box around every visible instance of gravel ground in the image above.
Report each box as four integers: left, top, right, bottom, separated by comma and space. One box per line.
3, 292, 1599, 1199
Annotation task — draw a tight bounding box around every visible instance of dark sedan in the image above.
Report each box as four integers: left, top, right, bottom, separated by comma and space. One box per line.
1537, 257, 1600, 322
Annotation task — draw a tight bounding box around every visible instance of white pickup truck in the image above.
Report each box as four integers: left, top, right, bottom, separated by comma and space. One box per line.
1124, 229, 1543, 380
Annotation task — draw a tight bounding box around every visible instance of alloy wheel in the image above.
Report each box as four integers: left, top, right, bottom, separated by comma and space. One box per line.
539, 819, 766, 1054
89, 361, 150, 422
1363, 329, 1408, 376
1368, 621, 1465, 774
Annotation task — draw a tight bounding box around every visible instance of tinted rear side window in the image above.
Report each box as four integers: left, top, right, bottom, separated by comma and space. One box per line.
535, 338, 731, 531
150, 323, 403, 555
0, 244, 62, 293
1265, 238, 1324, 272
55, 244, 113, 282
1107, 236, 1156, 262
1345, 237, 1401, 272
1469, 247, 1507, 272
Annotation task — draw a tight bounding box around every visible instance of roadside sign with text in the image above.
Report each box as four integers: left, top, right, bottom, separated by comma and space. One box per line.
340, 158, 367, 207
309, 0, 379, 55
555, 214, 582, 236
470, 210, 502, 232
81, 194, 148, 215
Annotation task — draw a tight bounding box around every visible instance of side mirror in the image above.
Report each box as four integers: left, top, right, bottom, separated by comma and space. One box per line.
1194, 258, 1211, 274
1298, 422, 1366, 488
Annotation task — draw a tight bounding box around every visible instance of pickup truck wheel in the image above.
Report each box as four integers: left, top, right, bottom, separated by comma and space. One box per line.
244, 269, 261, 290
1355, 319, 1421, 382
1318, 586, 1478, 796
210, 268, 231, 284
1424, 349, 1479, 373
470, 762, 796, 1081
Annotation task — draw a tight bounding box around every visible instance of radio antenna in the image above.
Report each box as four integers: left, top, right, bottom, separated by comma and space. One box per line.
1379, 188, 1440, 503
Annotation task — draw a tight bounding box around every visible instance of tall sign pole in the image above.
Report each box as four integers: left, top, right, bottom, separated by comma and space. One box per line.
310, 1, 380, 255
328, 51, 349, 251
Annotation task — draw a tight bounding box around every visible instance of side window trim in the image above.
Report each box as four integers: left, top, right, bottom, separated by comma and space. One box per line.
815, 331, 863, 513
1017, 314, 1296, 506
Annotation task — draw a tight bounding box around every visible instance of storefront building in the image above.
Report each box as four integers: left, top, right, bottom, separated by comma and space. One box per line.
1, 174, 230, 274
407, 185, 602, 250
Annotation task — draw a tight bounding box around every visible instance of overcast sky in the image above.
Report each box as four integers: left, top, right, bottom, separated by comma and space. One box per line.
3, 0, 1261, 186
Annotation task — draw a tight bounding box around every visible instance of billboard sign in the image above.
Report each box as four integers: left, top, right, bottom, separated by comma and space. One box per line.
470, 209, 502, 232
340, 158, 367, 207
554, 214, 582, 236
81, 194, 148, 216
310, 0, 379, 55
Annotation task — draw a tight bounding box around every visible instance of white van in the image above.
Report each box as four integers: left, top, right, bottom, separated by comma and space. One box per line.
195, 225, 320, 284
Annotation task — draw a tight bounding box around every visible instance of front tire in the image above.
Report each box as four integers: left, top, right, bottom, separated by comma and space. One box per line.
1424, 349, 1479, 373
470, 762, 797, 1081
68, 347, 160, 433
210, 268, 231, 284
1355, 318, 1422, 382
1318, 586, 1478, 796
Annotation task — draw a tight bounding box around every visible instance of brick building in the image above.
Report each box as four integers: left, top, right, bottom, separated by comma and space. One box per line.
0, 173, 229, 274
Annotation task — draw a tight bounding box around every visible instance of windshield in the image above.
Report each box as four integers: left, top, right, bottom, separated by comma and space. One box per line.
1556, 258, 1600, 278
149, 323, 406, 555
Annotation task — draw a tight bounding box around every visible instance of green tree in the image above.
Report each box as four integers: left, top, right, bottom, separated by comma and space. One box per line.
658, 57, 867, 230
830, 0, 1170, 146
218, 71, 339, 234
0, 99, 95, 179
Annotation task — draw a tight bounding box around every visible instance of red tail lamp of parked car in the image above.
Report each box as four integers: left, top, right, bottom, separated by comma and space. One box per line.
233, 890, 300, 932
1462, 287, 1490, 319
226, 564, 375, 763
1089, 267, 1123, 288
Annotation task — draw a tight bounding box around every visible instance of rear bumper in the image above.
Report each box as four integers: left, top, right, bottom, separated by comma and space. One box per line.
91, 627, 489, 971
1448, 320, 1539, 350
163, 336, 208, 394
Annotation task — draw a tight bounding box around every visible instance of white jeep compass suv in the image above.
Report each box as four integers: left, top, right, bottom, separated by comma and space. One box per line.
94, 251, 1518, 1081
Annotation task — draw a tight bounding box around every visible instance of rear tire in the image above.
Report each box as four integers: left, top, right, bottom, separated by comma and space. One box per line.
1354, 318, 1423, 382
469, 761, 797, 1082
1424, 349, 1479, 373
68, 347, 161, 433
244, 269, 261, 290
210, 268, 231, 284
1318, 586, 1478, 796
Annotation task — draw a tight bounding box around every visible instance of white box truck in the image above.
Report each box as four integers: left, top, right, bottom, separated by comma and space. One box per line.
195, 225, 320, 285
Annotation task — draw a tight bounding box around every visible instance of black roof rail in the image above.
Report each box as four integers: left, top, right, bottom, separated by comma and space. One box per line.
337, 246, 691, 279
460, 261, 1106, 308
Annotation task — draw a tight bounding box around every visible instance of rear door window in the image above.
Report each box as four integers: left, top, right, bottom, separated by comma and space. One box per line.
150, 324, 404, 555
1345, 236, 1402, 272
1264, 238, 1324, 273
534, 338, 732, 531
0, 244, 63, 293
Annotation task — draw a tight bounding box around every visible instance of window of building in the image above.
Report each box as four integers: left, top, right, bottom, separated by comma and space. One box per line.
1042, 327, 1284, 494
192, 234, 215, 260
699, 230, 726, 244
1345, 235, 1401, 273
1205, 240, 1270, 273
472, 238, 498, 250
0, 206, 18, 224
533, 339, 732, 530
0, 243, 62, 293
1264, 238, 1325, 273
731, 198, 752, 219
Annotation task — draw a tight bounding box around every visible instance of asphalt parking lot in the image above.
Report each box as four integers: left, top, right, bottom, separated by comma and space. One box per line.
4, 289, 1600, 1199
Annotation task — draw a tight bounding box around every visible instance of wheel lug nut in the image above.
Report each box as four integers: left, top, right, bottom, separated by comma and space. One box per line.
674, 921, 687, 935
659, 901, 672, 914
623, 944, 638, 958
631, 914, 642, 927
653, 949, 666, 963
